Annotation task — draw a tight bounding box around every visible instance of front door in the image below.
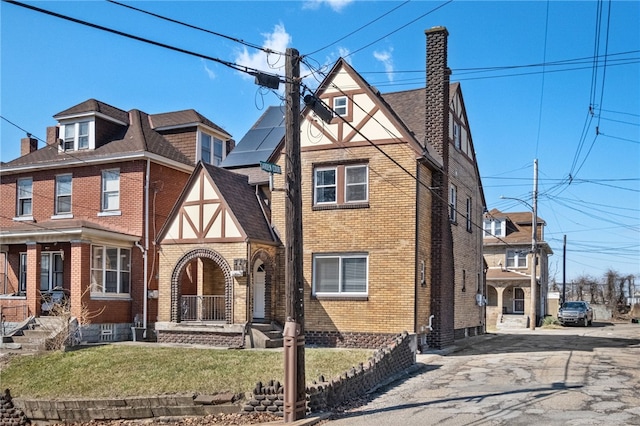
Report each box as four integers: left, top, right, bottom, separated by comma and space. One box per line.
253, 261, 266, 320
513, 287, 525, 313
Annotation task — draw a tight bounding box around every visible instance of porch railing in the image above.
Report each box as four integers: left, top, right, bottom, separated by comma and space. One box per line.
180, 295, 225, 322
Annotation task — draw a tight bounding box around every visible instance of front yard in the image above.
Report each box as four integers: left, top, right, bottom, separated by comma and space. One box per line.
0, 344, 373, 399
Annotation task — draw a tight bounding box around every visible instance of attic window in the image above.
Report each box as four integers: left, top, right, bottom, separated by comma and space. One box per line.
200, 132, 224, 166
61, 120, 94, 151
334, 96, 348, 117
483, 219, 504, 238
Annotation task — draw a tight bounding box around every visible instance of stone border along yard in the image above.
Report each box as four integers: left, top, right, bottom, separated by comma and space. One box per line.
4, 332, 417, 423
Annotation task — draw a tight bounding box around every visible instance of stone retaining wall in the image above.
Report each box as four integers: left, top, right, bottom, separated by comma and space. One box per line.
243, 331, 417, 415
13, 394, 239, 423
0, 389, 30, 426
157, 330, 244, 347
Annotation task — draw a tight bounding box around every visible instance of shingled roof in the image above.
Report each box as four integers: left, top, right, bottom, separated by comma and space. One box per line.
149, 109, 231, 138
202, 163, 276, 243
54, 98, 129, 124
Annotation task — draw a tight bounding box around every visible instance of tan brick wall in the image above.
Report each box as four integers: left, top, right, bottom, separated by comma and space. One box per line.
271, 144, 420, 335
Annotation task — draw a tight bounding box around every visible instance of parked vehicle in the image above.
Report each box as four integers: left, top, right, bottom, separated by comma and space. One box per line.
558, 301, 593, 326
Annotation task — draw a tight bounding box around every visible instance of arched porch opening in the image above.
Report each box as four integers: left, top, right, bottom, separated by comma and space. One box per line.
170, 248, 232, 324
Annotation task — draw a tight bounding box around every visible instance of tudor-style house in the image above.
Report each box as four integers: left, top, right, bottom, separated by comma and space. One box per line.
0, 99, 232, 341
154, 27, 487, 349
483, 208, 553, 329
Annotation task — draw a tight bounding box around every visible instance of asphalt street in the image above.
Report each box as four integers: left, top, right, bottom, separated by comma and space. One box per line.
327, 322, 640, 426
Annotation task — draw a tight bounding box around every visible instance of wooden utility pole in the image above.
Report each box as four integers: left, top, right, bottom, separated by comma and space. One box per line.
283, 47, 306, 422
530, 159, 538, 330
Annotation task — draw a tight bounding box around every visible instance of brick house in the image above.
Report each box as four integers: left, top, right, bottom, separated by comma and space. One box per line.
0, 99, 231, 341
483, 208, 553, 329
155, 27, 486, 349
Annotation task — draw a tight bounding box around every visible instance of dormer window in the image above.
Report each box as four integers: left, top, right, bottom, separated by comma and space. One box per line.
483, 218, 505, 237
199, 132, 224, 166
60, 120, 94, 151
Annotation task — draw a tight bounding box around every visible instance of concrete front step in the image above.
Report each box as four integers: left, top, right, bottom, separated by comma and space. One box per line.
246, 323, 283, 349
497, 314, 529, 329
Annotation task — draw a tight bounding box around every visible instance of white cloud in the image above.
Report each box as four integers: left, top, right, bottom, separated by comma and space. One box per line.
303, 0, 354, 12
373, 48, 394, 82
234, 23, 291, 82
202, 59, 216, 80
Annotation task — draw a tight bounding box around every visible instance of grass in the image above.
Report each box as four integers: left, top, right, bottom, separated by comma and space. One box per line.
0, 345, 373, 399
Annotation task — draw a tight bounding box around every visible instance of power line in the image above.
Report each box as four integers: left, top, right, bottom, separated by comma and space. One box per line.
106, 0, 282, 56
304, 0, 411, 56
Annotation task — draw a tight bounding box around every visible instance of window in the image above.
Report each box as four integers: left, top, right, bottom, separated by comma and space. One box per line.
40, 252, 63, 292
200, 133, 224, 166
483, 219, 504, 237
313, 163, 369, 207
19, 253, 27, 293
453, 121, 461, 150
462, 269, 466, 292
313, 253, 368, 296
466, 197, 472, 232
55, 174, 72, 215
449, 184, 457, 222
345, 165, 368, 202
91, 245, 131, 295
62, 121, 91, 151
17, 178, 33, 216
334, 96, 348, 117
506, 249, 527, 268
101, 169, 120, 211
314, 168, 337, 204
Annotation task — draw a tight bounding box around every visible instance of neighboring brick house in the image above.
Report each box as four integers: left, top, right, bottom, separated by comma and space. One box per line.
0, 99, 231, 341
155, 27, 486, 349
483, 208, 553, 329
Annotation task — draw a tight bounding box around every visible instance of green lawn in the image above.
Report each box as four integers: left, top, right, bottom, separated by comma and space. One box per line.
0, 345, 373, 399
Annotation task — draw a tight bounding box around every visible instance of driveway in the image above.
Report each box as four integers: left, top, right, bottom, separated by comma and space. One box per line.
328, 322, 640, 425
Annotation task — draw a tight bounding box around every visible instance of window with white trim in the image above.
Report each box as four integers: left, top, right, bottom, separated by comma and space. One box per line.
91, 245, 131, 295
200, 133, 224, 166
483, 219, 504, 237
314, 167, 337, 204
40, 252, 64, 292
101, 169, 120, 211
313, 253, 368, 296
19, 253, 27, 293
449, 184, 457, 222
55, 174, 72, 215
506, 249, 527, 268
314, 164, 369, 206
62, 121, 91, 151
17, 178, 33, 217
334, 96, 348, 117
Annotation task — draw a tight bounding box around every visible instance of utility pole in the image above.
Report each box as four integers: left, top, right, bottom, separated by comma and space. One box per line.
530, 159, 538, 330
283, 47, 306, 423
562, 234, 567, 305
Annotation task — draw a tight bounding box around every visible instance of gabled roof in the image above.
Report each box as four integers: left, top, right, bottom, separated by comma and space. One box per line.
54, 98, 129, 124
149, 109, 231, 138
484, 208, 552, 254
220, 106, 285, 168
157, 161, 277, 244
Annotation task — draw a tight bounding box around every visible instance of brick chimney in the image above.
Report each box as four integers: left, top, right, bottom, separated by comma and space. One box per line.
46, 126, 60, 146
425, 26, 455, 349
20, 135, 38, 156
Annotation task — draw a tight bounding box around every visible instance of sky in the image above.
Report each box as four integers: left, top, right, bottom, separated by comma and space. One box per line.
1, 1, 639, 285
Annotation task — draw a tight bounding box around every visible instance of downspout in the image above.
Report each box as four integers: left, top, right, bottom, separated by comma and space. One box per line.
143, 158, 150, 330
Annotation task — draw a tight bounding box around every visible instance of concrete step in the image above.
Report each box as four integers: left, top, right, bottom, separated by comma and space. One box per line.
247, 323, 283, 348
497, 314, 529, 330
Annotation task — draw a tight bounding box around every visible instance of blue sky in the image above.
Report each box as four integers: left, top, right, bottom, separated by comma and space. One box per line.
1, 1, 639, 284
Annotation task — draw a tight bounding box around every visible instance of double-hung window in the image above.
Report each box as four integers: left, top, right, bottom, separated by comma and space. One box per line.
200, 133, 224, 166
91, 245, 131, 296
506, 249, 527, 268
314, 168, 337, 204
449, 184, 457, 222
17, 178, 33, 217
62, 121, 90, 151
55, 174, 72, 215
313, 253, 368, 296
483, 219, 504, 237
313, 163, 368, 206
101, 169, 120, 212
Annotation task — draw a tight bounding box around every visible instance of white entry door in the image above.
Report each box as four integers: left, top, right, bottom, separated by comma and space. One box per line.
253, 261, 266, 320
